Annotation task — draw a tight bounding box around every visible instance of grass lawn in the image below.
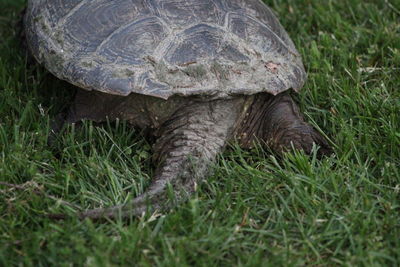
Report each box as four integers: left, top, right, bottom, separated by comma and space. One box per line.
1, 0, 399, 265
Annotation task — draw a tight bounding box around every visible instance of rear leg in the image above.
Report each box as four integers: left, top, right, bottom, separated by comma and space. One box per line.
240, 92, 331, 155
49, 98, 243, 219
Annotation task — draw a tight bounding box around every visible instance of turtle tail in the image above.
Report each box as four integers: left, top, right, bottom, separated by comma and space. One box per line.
48, 99, 242, 220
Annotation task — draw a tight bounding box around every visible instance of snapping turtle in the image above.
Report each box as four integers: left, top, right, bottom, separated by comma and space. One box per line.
24, 0, 331, 219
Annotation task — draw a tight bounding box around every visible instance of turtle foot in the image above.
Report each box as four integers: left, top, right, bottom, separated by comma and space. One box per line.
262, 92, 332, 156
272, 122, 332, 156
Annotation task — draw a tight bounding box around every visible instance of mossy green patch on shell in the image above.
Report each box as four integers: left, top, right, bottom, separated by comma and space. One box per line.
211, 62, 230, 81
182, 65, 208, 81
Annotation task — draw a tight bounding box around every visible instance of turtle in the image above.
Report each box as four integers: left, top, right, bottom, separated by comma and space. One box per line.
23, 0, 331, 220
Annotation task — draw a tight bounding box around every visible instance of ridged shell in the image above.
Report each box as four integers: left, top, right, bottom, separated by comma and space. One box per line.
25, 0, 306, 99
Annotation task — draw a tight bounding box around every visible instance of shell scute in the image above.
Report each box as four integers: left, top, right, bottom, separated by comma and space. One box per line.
44, 0, 82, 27
165, 24, 223, 65
227, 13, 293, 56
223, 0, 292, 45
154, 0, 225, 27
99, 17, 168, 65
63, 0, 151, 52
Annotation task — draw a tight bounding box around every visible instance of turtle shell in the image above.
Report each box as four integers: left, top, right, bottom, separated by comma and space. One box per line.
24, 0, 306, 99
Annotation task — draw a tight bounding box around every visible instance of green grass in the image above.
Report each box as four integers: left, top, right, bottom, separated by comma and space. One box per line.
0, 0, 399, 265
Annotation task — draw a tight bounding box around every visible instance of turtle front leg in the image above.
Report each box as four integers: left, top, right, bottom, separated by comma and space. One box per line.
239, 92, 331, 156
68, 98, 243, 220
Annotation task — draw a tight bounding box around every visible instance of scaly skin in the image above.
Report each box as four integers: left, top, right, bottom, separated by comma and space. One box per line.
236, 92, 331, 155
47, 90, 330, 220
